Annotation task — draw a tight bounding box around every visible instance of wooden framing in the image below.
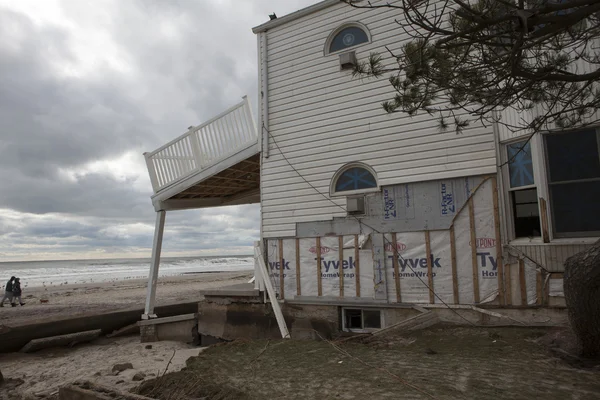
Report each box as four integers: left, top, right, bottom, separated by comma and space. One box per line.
519, 259, 528, 306
279, 239, 284, 300
450, 225, 459, 304
354, 234, 361, 297
339, 235, 344, 297
491, 178, 505, 305
296, 238, 301, 296
316, 237, 322, 297
468, 198, 480, 303
392, 233, 401, 303
425, 231, 434, 304
172, 153, 260, 199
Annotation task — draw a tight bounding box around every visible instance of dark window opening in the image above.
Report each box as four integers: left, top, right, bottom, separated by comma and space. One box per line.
345, 309, 363, 330
329, 27, 369, 53
545, 129, 600, 236
511, 188, 541, 238
363, 310, 382, 329
343, 308, 381, 331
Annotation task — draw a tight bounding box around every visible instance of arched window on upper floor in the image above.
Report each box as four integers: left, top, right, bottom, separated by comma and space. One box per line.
331, 162, 379, 196
325, 22, 371, 55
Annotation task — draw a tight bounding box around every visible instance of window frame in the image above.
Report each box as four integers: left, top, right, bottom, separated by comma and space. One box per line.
503, 137, 542, 241
542, 127, 600, 238
324, 22, 371, 56
341, 307, 383, 333
330, 162, 380, 197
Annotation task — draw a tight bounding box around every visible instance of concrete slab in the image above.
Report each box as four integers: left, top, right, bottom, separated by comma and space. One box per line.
0, 301, 199, 353
138, 313, 195, 326
199, 283, 259, 297
20, 330, 102, 353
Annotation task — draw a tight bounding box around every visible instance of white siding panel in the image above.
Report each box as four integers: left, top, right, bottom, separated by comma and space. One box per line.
261, 0, 497, 238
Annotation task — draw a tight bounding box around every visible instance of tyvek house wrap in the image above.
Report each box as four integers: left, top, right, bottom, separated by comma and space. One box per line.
264, 177, 543, 305
267, 235, 374, 299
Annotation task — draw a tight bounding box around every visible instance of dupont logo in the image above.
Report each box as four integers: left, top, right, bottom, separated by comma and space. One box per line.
472, 238, 496, 249
309, 246, 332, 254
384, 242, 407, 252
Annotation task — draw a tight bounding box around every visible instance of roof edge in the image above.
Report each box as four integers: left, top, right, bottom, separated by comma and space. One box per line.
252, 0, 339, 33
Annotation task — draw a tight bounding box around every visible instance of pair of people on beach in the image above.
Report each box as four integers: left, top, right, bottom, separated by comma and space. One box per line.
1, 276, 25, 307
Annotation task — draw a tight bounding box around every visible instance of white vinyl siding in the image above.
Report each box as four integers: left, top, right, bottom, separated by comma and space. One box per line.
260, 0, 496, 238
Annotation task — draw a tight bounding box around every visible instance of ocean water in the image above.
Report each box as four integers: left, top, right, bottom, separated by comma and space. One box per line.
0, 256, 254, 289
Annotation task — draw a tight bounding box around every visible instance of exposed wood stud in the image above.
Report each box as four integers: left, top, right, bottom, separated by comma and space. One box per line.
425, 231, 434, 304
354, 235, 361, 297
279, 239, 284, 300
519, 259, 528, 306
392, 233, 401, 303
296, 238, 301, 296
469, 198, 480, 303
317, 237, 322, 297
491, 177, 505, 306
450, 225, 459, 304
339, 236, 344, 298
505, 263, 512, 306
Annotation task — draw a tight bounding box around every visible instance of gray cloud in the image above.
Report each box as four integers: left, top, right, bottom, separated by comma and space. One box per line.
0, 0, 316, 260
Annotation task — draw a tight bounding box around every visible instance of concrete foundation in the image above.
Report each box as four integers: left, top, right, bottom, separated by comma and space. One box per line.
198, 297, 339, 340
197, 292, 569, 342
138, 314, 196, 343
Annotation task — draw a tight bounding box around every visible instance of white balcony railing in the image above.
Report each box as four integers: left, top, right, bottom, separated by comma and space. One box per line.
144, 96, 258, 193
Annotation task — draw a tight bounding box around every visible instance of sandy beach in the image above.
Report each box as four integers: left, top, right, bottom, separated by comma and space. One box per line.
0, 272, 253, 399
0, 336, 205, 399
0, 271, 253, 327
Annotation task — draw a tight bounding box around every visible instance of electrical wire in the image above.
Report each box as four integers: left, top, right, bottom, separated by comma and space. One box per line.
263, 124, 478, 327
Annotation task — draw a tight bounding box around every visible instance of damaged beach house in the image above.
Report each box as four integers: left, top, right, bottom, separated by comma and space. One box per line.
139, 0, 600, 342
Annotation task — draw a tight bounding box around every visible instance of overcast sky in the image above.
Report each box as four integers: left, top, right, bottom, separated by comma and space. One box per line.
0, 0, 319, 261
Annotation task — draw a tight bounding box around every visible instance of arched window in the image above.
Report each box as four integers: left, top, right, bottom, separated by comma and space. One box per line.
331, 163, 378, 196
325, 23, 370, 55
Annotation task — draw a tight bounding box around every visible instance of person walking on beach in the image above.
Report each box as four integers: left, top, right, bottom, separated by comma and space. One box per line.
11, 278, 24, 307
0, 276, 15, 307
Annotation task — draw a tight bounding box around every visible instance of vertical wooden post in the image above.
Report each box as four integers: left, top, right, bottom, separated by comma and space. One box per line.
519, 259, 528, 306
143, 210, 166, 319
354, 235, 361, 297
316, 237, 322, 297
491, 177, 505, 305
469, 198, 480, 303
339, 236, 344, 298
450, 225, 459, 304
372, 234, 387, 300
425, 231, 434, 304
278, 239, 284, 300
296, 238, 301, 296
505, 264, 512, 306
392, 233, 401, 303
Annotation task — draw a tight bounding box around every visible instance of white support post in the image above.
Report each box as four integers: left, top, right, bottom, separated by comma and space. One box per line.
142, 210, 166, 320
254, 242, 290, 339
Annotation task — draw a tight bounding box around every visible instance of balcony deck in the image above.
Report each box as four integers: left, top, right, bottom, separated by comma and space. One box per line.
144, 96, 260, 211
